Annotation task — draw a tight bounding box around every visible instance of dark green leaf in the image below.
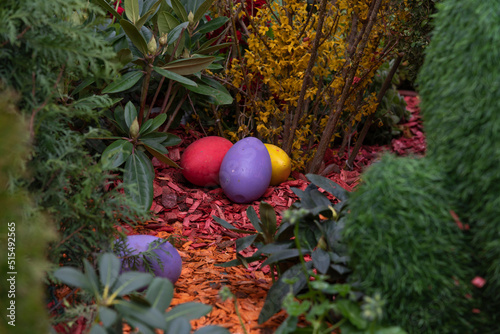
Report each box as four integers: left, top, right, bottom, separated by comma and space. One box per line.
124, 150, 154, 211
274, 315, 299, 334
94, 0, 122, 19
98, 253, 122, 289
101, 140, 133, 169
236, 234, 258, 252
115, 300, 166, 328
146, 277, 174, 312
144, 145, 180, 168
212, 215, 256, 234
193, 325, 231, 334
165, 317, 191, 334
193, 0, 216, 22
259, 202, 277, 240
125, 317, 156, 334
89, 324, 108, 334
259, 262, 313, 323
53, 267, 90, 290
195, 16, 229, 34
142, 140, 168, 155
124, 0, 140, 23
168, 22, 189, 45
135, 0, 163, 28
261, 249, 302, 267
84, 259, 100, 296
169, 0, 188, 22
120, 19, 149, 55
113, 271, 153, 296
102, 71, 143, 94
71, 77, 95, 96
99, 306, 118, 328
153, 67, 198, 86
165, 302, 212, 322
246, 206, 263, 233
160, 133, 182, 147
311, 248, 330, 274
183, 83, 232, 105
114, 106, 129, 134
149, 114, 167, 132
140, 131, 169, 143
197, 43, 232, 55
306, 174, 348, 201
124, 101, 138, 129
139, 118, 154, 136
162, 56, 215, 76
257, 242, 294, 255
157, 11, 180, 36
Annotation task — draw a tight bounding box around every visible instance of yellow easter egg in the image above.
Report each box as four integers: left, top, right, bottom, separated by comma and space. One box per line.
264, 144, 292, 186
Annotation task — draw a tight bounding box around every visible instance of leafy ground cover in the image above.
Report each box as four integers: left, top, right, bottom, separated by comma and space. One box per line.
52, 92, 422, 333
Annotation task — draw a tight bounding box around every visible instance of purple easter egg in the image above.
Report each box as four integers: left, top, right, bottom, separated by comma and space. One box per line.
219, 137, 272, 203
120, 235, 182, 284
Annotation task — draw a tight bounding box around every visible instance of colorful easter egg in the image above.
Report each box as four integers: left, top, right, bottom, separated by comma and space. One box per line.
219, 137, 272, 203
180, 136, 233, 187
264, 144, 292, 185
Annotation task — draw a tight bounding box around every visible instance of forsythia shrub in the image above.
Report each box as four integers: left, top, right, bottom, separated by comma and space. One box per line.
224, 0, 408, 171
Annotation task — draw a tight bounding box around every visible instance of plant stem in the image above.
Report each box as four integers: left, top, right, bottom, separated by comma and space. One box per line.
139, 60, 153, 126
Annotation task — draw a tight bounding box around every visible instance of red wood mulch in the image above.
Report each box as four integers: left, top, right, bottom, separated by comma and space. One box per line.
119, 92, 424, 333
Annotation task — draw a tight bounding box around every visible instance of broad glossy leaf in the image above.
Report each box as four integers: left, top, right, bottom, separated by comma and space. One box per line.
195, 16, 229, 34
165, 317, 191, 334
193, 0, 215, 22
165, 302, 211, 322
101, 140, 133, 169
197, 43, 232, 55
140, 131, 169, 143
124, 0, 140, 23
193, 325, 231, 334
124, 150, 154, 210
246, 205, 263, 233
142, 140, 169, 155
311, 248, 330, 274
120, 19, 149, 55
94, 0, 122, 19
160, 133, 182, 147
125, 318, 156, 334
153, 67, 197, 86
150, 114, 167, 131
115, 300, 166, 328
83, 259, 100, 296
258, 262, 313, 323
89, 324, 108, 334
157, 11, 180, 36
168, 22, 189, 45
183, 82, 233, 105
98, 253, 122, 288
144, 145, 180, 168
259, 202, 277, 239
162, 56, 215, 76
99, 306, 118, 328
135, 0, 163, 28
102, 71, 143, 94
261, 249, 302, 267
146, 277, 174, 312
169, 0, 188, 22
114, 271, 153, 296
212, 215, 256, 234
71, 77, 95, 96
139, 118, 154, 136
53, 267, 90, 290
124, 101, 138, 129
236, 234, 258, 252
113, 106, 128, 134
306, 174, 348, 201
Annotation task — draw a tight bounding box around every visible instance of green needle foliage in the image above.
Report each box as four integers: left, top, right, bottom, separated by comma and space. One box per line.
418, 0, 500, 328
344, 0, 500, 332
344, 156, 473, 333
0, 0, 150, 269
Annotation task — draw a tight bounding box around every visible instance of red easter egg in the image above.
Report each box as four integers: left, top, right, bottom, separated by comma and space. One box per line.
180, 136, 233, 186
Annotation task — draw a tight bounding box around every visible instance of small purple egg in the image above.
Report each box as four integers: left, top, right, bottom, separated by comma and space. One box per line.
120, 235, 182, 284
219, 137, 272, 203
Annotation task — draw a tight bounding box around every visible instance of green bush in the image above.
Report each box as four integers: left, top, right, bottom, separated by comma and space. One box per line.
0, 89, 56, 333
344, 155, 473, 332
418, 0, 500, 326
344, 0, 500, 331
